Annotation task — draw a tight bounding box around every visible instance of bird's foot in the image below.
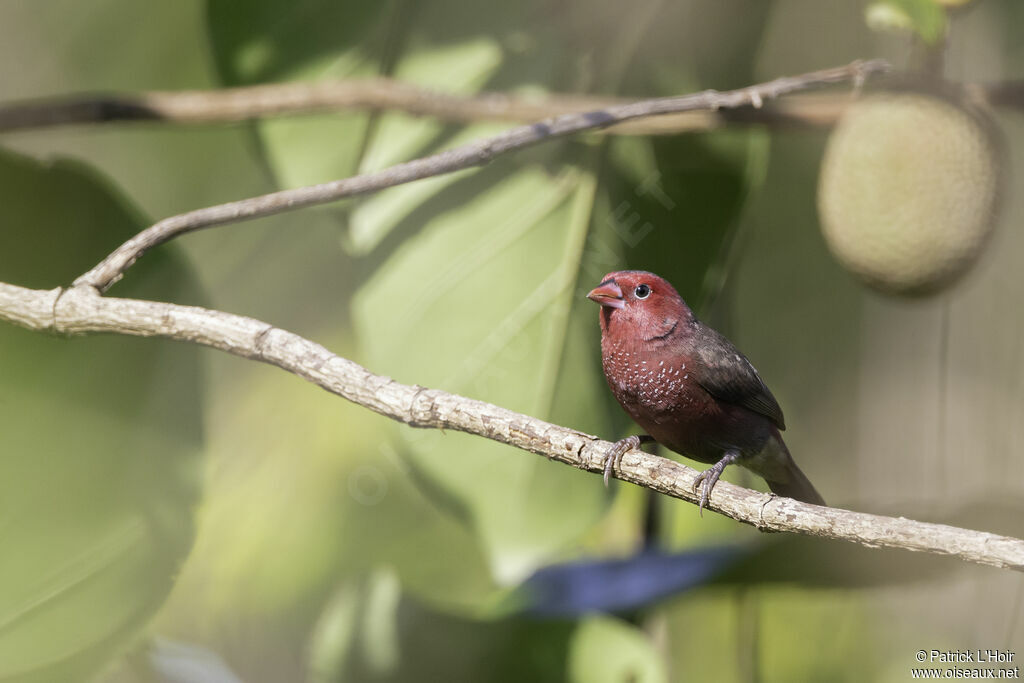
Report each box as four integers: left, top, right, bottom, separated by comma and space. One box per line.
603, 435, 654, 487
692, 451, 739, 516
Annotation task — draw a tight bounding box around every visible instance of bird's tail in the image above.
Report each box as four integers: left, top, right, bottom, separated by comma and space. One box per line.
766, 460, 826, 506
762, 434, 826, 506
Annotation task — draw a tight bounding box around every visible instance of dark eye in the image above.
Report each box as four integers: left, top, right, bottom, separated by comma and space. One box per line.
634, 284, 651, 299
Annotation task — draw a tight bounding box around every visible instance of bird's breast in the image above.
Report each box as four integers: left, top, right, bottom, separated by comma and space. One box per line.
601, 341, 768, 463
601, 345, 692, 416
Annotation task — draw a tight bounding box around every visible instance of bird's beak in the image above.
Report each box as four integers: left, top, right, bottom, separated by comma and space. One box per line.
587, 281, 624, 309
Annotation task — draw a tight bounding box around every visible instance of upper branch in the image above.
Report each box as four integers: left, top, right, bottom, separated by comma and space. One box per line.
0, 71, 878, 135
0, 280, 1021, 573
4, 71, 1021, 136
71, 59, 889, 292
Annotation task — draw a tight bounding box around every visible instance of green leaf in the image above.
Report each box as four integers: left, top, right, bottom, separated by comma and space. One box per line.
206, 0, 771, 611
866, 0, 948, 44
349, 5, 772, 590
162, 363, 499, 618
568, 616, 667, 683
207, 0, 396, 189
310, 577, 580, 682
355, 156, 608, 584
0, 149, 203, 681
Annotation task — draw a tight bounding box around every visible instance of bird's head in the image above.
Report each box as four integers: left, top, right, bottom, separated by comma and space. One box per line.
587, 271, 694, 342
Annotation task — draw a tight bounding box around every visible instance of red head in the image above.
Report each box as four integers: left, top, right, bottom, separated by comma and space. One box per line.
586, 271, 694, 342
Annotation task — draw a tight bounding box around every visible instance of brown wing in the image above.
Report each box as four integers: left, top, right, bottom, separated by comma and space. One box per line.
692, 324, 786, 430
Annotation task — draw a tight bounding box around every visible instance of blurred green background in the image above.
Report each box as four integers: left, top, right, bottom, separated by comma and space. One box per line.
0, 1, 1022, 681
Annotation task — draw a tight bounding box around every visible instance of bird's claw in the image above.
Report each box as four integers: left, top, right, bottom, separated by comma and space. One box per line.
602, 435, 653, 487
692, 451, 739, 517
692, 470, 713, 516
603, 436, 636, 487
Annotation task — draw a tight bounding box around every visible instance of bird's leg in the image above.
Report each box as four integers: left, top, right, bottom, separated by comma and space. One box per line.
692, 450, 740, 516
603, 435, 656, 486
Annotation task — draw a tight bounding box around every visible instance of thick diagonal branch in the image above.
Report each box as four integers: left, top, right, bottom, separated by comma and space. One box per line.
72, 59, 888, 292
1, 281, 1021, 573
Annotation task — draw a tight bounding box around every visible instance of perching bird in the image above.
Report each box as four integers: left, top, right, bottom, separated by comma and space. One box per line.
587, 270, 825, 514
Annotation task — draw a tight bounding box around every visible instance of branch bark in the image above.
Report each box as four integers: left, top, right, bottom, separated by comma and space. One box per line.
3, 72, 1020, 135
70, 59, 889, 292
1, 281, 1021, 573
0, 76, 857, 135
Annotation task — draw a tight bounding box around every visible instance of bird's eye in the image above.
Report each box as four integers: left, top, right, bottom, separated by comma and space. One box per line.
634, 284, 651, 299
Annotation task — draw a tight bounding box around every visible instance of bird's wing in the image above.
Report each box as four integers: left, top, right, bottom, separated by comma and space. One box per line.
692, 325, 786, 430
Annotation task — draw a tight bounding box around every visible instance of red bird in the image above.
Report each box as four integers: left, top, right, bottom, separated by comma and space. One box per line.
587, 270, 825, 514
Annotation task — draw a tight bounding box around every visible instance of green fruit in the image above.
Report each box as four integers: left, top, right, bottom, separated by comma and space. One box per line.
817, 90, 1002, 295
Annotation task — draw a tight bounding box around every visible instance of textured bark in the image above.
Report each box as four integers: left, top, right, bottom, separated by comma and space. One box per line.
0, 66, 886, 134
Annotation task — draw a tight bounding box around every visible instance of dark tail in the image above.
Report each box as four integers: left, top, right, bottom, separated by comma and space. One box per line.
763, 433, 826, 506
766, 460, 826, 506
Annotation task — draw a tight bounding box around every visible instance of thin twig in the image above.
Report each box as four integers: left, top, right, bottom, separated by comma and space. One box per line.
0, 79, 621, 130
0, 281, 1021, 572
72, 59, 889, 292
4, 73, 1020, 136
0, 77, 854, 135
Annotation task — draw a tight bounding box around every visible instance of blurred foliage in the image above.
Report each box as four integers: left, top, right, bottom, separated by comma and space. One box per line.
866, 0, 949, 44
306, 577, 668, 683
0, 150, 204, 681
202, 0, 771, 618
0, 0, 1021, 682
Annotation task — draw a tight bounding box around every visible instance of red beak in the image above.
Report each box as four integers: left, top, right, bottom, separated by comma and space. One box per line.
587, 281, 624, 309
